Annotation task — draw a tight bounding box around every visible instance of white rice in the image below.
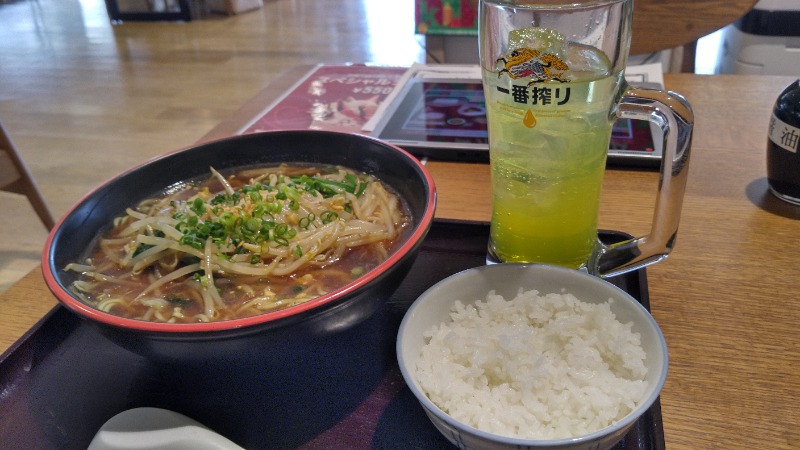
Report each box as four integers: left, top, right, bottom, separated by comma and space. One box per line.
415, 289, 648, 440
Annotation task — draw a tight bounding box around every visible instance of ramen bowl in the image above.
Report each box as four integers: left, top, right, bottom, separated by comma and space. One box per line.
43, 130, 436, 361
397, 264, 668, 450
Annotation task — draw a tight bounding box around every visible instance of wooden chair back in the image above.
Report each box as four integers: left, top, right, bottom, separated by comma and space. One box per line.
0, 122, 55, 231
631, 0, 758, 55
631, 0, 758, 72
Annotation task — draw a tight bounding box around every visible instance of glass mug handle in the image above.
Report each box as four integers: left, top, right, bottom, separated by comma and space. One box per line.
588, 87, 694, 279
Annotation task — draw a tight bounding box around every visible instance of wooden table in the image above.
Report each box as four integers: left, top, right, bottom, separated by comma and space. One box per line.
2, 72, 799, 449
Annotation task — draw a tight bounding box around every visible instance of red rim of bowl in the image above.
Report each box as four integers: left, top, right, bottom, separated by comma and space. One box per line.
42, 134, 437, 334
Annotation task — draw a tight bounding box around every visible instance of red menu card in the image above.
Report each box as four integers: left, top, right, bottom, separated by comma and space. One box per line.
241, 65, 407, 135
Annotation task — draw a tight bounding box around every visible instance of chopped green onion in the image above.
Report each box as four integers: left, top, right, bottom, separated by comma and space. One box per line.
355, 180, 368, 197
179, 234, 204, 250
210, 194, 228, 205
267, 201, 281, 213
219, 212, 236, 228
251, 205, 265, 218
244, 217, 261, 232
299, 213, 316, 229
275, 223, 288, 236
190, 198, 206, 216
320, 210, 338, 224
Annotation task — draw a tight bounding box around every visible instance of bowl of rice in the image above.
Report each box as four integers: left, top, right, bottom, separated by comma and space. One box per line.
396, 263, 668, 450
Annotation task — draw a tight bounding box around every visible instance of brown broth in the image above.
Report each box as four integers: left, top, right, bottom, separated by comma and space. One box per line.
70, 164, 412, 323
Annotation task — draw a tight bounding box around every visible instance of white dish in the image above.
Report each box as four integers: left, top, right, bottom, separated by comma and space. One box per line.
88, 407, 244, 450
396, 263, 669, 450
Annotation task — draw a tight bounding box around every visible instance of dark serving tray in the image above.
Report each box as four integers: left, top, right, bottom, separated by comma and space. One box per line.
0, 220, 664, 450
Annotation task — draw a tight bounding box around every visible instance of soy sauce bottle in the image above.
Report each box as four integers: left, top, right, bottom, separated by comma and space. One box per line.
767, 79, 800, 205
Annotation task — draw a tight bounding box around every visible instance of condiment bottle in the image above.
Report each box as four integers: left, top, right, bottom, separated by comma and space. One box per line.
767, 79, 800, 205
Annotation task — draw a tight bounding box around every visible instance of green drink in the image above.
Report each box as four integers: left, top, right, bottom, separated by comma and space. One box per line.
484, 31, 624, 268
480, 1, 693, 278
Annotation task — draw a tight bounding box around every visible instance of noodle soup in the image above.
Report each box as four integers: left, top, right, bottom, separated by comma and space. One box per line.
65, 164, 412, 324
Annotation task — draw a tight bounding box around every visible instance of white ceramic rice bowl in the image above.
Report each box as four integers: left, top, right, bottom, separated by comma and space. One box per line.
396, 263, 668, 450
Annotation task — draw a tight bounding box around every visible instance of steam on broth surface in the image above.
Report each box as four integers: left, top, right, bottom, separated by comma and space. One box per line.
65, 164, 412, 323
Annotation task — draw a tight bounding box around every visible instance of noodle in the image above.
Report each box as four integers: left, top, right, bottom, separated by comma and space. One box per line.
65, 164, 411, 323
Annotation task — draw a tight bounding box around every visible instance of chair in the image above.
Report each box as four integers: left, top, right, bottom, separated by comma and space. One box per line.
104, 0, 194, 22
631, 0, 760, 72
0, 122, 55, 231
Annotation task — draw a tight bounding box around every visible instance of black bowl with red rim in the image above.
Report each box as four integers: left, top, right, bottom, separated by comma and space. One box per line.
42, 130, 436, 362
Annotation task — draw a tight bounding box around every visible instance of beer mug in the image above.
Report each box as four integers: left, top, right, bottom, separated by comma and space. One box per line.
480, 0, 693, 278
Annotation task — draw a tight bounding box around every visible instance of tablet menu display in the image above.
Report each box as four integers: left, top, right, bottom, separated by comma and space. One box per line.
379, 81, 489, 144
372, 77, 661, 167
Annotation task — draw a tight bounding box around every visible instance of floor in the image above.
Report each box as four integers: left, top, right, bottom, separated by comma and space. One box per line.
0, 0, 427, 292
0, 0, 724, 293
